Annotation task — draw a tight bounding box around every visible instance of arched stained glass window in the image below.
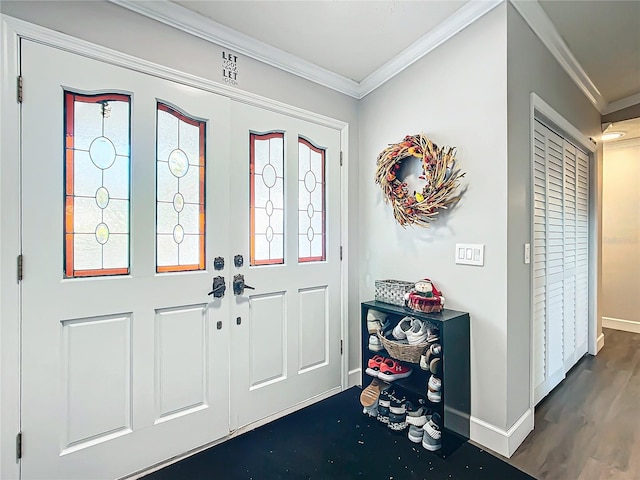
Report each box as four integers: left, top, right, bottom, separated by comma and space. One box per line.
298, 137, 326, 263
156, 102, 206, 272
64, 91, 131, 278
250, 132, 285, 266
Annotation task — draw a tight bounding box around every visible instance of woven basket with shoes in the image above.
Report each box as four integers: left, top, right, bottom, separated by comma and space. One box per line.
376, 331, 428, 364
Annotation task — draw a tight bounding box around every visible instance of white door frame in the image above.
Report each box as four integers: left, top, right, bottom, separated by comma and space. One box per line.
0, 15, 350, 480
528, 93, 599, 416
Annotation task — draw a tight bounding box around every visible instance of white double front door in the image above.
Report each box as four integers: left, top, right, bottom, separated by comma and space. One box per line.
20, 40, 342, 480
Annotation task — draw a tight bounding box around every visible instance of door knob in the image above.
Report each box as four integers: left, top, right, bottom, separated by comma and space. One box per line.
233, 274, 255, 296
208, 276, 226, 298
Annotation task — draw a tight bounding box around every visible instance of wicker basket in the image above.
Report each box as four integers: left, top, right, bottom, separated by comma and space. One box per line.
374, 279, 414, 306
376, 331, 428, 364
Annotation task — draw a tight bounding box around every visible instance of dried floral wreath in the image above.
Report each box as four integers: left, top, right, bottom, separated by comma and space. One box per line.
374, 133, 465, 227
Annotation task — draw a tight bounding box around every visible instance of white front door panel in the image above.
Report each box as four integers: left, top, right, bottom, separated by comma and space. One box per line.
20, 41, 231, 480
229, 103, 342, 428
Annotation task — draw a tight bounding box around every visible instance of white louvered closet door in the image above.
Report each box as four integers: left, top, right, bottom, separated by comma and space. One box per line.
533, 120, 589, 405
563, 143, 578, 372
575, 149, 589, 358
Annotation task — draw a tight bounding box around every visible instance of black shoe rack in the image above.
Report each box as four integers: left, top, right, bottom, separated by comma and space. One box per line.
361, 300, 470, 458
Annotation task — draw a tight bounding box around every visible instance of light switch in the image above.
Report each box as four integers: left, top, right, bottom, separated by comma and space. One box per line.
455, 244, 484, 266
524, 243, 531, 264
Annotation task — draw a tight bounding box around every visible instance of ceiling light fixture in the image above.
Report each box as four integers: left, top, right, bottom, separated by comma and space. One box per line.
601, 132, 625, 141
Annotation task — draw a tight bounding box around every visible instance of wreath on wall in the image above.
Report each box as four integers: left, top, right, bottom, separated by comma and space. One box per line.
374, 133, 465, 227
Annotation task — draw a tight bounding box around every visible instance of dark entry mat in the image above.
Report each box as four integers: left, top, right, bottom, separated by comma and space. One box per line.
143, 387, 535, 480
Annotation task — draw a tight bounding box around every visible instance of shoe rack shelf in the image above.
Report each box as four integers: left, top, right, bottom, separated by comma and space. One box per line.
361, 301, 470, 458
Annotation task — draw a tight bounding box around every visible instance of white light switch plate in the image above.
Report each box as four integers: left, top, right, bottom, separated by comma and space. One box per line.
524, 243, 531, 264
455, 244, 484, 266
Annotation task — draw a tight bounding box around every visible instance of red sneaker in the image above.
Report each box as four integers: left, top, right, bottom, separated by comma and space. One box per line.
365, 354, 385, 377
378, 358, 413, 381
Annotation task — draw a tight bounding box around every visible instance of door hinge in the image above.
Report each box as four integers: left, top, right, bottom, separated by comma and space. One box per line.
340, 246, 343, 261
17, 254, 23, 282
17, 76, 23, 103
16, 432, 22, 460
340, 151, 343, 166
340, 339, 343, 355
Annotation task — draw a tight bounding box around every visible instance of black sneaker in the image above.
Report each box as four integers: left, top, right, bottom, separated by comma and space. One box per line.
389, 394, 406, 415
406, 398, 428, 427
377, 404, 390, 424
388, 411, 407, 432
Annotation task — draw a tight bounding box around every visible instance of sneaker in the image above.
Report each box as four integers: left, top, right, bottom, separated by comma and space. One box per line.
406, 399, 428, 427
430, 357, 442, 377
426, 326, 440, 344
362, 402, 378, 417
420, 343, 442, 371
360, 378, 390, 407
379, 358, 413, 381
389, 394, 406, 414
377, 403, 390, 424
368, 334, 384, 352
392, 316, 413, 340
427, 375, 442, 403
365, 355, 384, 377
388, 411, 407, 431
405, 319, 429, 345
408, 424, 424, 443
367, 310, 389, 334
422, 413, 442, 451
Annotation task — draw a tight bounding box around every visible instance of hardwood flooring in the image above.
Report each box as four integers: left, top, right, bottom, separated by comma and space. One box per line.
506, 328, 640, 480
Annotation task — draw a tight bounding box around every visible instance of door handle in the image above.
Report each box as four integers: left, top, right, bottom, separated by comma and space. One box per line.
233, 274, 255, 296
208, 276, 226, 298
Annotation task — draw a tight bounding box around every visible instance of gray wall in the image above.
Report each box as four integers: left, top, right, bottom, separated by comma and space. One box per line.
359, 5, 510, 430
506, 3, 602, 427
602, 140, 640, 326
0, 0, 363, 375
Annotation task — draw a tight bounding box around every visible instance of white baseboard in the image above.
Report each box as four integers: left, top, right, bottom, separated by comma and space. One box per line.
603, 316, 640, 334
122, 387, 341, 480
597, 332, 605, 353
348, 368, 361, 387
470, 408, 533, 458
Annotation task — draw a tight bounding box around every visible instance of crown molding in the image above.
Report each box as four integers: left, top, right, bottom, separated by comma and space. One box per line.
510, 0, 607, 114
602, 92, 640, 115
108, 0, 361, 98
2, 15, 347, 130
110, 0, 503, 100
359, 0, 502, 98
110, 0, 628, 111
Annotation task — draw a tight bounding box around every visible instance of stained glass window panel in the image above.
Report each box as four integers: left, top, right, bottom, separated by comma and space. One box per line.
64, 91, 131, 278
250, 132, 285, 266
298, 137, 326, 263
156, 102, 206, 272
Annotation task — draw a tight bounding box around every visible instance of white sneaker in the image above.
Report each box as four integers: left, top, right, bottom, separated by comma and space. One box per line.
392, 316, 413, 340
427, 375, 442, 403
405, 319, 429, 345
422, 413, 442, 451
367, 310, 388, 334
368, 334, 384, 352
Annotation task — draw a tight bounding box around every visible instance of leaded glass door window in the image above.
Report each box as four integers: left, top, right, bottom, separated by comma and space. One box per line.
298, 137, 326, 263
249, 131, 285, 266
63, 91, 131, 278
156, 102, 206, 272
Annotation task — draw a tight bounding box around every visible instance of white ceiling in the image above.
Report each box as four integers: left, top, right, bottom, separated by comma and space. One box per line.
138, 1, 640, 110
539, 0, 640, 105
175, 1, 467, 83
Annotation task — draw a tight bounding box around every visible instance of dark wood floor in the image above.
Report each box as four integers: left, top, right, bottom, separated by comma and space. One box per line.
505, 328, 640, 479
